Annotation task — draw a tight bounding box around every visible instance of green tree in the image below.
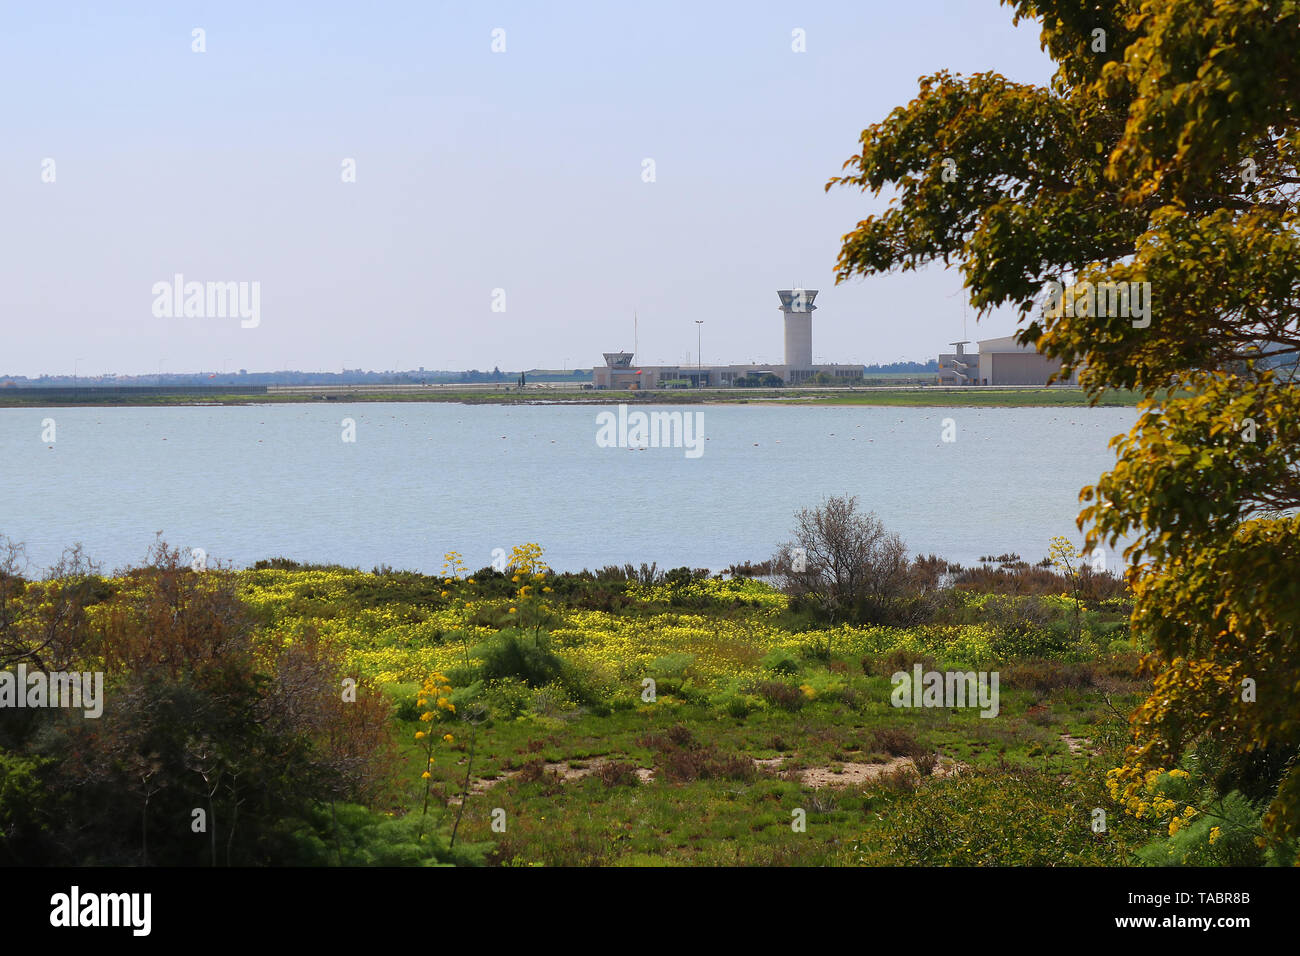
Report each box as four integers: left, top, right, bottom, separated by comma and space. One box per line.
826, 0, 1300, 844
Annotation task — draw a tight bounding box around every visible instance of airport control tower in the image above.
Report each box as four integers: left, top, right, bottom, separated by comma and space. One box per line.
777, 289, 817, 369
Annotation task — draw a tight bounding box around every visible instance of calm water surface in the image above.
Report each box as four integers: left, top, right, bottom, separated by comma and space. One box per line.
1, 403, 1136, 574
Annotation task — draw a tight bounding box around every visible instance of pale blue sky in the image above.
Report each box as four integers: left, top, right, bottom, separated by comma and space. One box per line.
1, 0, 1055, 376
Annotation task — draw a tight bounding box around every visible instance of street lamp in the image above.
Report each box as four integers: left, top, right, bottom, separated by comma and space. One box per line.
695, 320, 703, 387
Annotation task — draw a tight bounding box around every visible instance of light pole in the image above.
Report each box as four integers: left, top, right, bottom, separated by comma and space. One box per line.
695, 320, 703, 387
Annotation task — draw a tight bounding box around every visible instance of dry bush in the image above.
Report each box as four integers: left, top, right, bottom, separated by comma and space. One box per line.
1003, 660, 1097, 695
98, 537, 253, 680
871, 727, 922, 758
912, 750, 939, 777
636, 725, 756, 783
515, 758, 547, 784
773, 495, 910, 624
873, 764, 922, 792
864, 648, 938, 679
595, 760, 642, 788
1, 539, 101, 671
952, 561, 1128, 600
752, 680, 805, 711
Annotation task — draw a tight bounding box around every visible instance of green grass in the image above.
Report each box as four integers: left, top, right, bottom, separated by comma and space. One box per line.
241, 568, 1160, 866
786, 388, 1145, 407
400, 671, 1148, 866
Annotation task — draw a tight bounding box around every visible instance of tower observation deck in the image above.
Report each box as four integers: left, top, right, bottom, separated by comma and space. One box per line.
777, 289, 817, 369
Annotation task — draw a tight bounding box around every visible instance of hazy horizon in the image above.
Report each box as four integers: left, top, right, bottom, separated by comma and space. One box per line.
2, 1, 1055, 378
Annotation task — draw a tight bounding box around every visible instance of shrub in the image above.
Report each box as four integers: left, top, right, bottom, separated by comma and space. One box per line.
485, 677, 533, 720
663, 567, 696, 589
1134, 790, 1281, 866
636, 724, 756, 783
475, 630, 563, 687
293, 803, 489, 867
717, 692, 764, 719
2, 541, 399, 866
872, 764, 922, 793
530, 682, 575, 717
867, 767, 1134, 865
871, 727, 921, 758
760, 649, 800, 675
1003, 660, 1096, 695
774, 496, 910, 625
387, 682, 422, 722
514, 759, 547, 784
648, 652, 696, 689
595, 761, 642, 788
865, 649, 937, 679
798, 642, 831, 663
752, 680, 805, 711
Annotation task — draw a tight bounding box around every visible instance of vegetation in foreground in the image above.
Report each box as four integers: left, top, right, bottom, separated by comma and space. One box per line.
3, 506, 1293, 866
827, 0, 1300, 851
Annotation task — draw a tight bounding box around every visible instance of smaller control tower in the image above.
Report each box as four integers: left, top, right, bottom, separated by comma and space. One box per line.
777, 289, 817, 370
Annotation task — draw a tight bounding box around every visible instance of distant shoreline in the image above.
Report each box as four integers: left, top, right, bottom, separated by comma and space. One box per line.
0, 386, 1143, 409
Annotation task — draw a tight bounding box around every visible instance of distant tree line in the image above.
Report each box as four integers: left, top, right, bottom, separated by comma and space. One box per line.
0, 365, 595, 389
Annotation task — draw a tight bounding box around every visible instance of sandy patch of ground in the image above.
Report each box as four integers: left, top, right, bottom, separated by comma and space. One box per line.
454, 756, 653, 802
798, 756, 964, 788
454, 751, 966, 801
1060, 733, 1096, 756
752, 754, 965, 788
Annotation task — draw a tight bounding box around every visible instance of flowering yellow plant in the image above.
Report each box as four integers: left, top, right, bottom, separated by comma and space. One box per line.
416, 670, 456, 832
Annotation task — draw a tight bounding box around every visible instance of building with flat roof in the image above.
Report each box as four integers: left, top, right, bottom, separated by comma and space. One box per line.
592, 290, 864, 389
938, 335, 1079, 386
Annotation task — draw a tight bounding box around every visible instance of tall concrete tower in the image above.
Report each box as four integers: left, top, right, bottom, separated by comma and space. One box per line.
778, 289, 817, 369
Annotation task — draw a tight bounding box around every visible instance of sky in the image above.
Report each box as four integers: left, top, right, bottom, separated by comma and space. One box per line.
0, 0, 1056, 377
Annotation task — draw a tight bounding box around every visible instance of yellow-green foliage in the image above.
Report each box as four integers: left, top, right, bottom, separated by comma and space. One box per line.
233, 569, 997, 687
